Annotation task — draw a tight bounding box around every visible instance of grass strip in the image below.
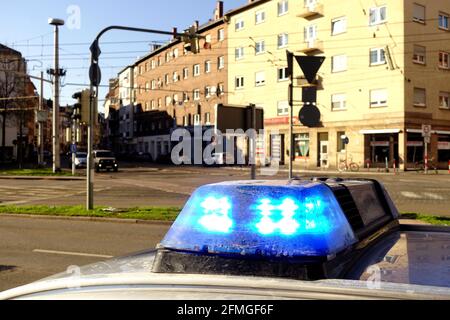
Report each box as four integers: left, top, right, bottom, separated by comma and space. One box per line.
0, 205, 181, 222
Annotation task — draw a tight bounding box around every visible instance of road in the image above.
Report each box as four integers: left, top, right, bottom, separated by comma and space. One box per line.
0, 216, 170, 292
0, 165, 449, 215
1, 165, 449, 292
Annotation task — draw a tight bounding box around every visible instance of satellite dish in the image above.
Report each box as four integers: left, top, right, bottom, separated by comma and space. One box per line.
299, 105, 321, 128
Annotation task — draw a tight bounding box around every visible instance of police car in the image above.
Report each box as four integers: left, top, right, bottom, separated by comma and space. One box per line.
1, 178, 450, 300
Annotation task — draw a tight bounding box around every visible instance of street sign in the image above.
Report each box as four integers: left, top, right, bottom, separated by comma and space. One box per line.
89, 63, 102, 87
70, 144, 77, 154
299, 105, 321, 128
422, 125, 432, 138
215, 104, 264, 132
295, 56, 326, 84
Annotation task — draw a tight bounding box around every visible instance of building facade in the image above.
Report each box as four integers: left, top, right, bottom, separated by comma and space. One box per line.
226, 0, 450, 170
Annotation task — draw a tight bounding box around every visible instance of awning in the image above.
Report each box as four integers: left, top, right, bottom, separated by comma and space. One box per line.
406, 129, 450, 135
359, 129, 401, 135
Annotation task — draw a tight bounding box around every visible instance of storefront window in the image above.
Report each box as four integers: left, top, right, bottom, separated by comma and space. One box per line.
368, 134, 398, 164
337, 131, 346, 153
407, 133, 424, 164
294, 133, 310, 158
438, 135, 450, 163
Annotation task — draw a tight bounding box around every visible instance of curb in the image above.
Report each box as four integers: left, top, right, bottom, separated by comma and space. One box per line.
0, 213, 174, 226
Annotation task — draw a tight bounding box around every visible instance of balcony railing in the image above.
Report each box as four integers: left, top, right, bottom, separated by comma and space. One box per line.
298, 39, 324, 54
298, 3, 324, 18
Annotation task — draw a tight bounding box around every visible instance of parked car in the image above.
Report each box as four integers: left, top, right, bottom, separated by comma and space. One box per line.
93, 150, 119, 172
73, 152, 87, 169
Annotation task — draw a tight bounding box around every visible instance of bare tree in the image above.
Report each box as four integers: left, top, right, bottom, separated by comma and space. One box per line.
0, 52, 29, 162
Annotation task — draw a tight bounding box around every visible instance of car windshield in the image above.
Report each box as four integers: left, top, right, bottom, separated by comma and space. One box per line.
96, 152, 114, 158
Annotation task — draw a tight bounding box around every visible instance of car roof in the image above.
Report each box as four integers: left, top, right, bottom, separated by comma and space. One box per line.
1, 250, 450, 300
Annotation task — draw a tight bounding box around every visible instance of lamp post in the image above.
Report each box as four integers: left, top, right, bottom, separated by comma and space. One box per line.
48, 18, 65, 173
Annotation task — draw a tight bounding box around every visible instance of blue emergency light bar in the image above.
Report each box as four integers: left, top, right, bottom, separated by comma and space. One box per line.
161, 181, 357, 258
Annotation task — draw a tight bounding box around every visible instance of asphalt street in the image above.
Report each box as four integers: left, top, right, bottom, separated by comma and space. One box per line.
0, 165, 450, 292
0, 216, 170, 292
0, 165, 449, 215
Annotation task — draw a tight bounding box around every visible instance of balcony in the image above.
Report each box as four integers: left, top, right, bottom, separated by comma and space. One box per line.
298, 3, 324, 19
298, 39, 324, 54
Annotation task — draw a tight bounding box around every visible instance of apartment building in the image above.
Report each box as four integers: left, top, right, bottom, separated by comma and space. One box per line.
226, 0, 450, 170
111, 1, 227, 160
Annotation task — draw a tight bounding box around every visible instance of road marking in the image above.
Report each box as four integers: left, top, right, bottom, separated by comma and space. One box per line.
400, 192, 423, 199
33, 249, 113, 259
423, 193, 445, 200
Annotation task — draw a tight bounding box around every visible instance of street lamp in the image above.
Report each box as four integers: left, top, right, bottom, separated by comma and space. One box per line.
48, 18, 64, 173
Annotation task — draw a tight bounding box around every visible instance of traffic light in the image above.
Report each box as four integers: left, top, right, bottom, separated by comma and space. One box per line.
72, 89, 95, 124
183, 26, 200, 54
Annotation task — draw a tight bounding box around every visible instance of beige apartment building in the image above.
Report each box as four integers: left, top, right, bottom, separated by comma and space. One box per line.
226, 0, 450, 170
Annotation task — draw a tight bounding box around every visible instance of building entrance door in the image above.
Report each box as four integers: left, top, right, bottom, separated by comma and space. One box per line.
320, 141, 329, 168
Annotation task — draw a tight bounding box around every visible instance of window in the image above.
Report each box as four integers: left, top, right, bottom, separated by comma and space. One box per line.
235, 76, 244, 89
235, 47, 244, 60
183, 67, 189, 79
205, 60, 211, 73
369, 6, 387, 25
165, 52, 171, 62
194, 114, 201, 126
183, 116, 189, 126
332, 94, 347, 110
193, 89, 201, 101
439, 92, 450, 109
413, 3, 425, 23
255, 71, 266, 86
332, 17, 347, 35
218, 56, 225, 69
370, 89, 388, 107
278, 33, 289, 48
413, 87, 426, 107
413, 45, 426, 64
218, 83, 225, 95
145, 63, 149, 72
205, 34, 212, 44
165, 96, 171, 107
439, 12, 449, 30
277, 101, 289, 116
183, 92, 189, 102
332, 55, 347, 72
151, 100, 156, 110
278, 67, 289, 81
304, 25, 317, 41
173, 48, 179, 59
205, 86, 211, 98
158, 98, 162, 108
145, 82, 150, 92
255, 10, 266, 24
193, 64, 200, 76
337, 132, 346, 153
294, 133, 310, 158
235, 18, 244, 31
173, 72, 179, 82
151, 60, 156, 69
278, 0, 289, 16
255, 40, 265, 55
439, 51, 449, 69
218, 28, 225, 41
145, 101, 149, 111
205, 113, 211, 125
151, 80, 156, 90
370, 48, 386, 65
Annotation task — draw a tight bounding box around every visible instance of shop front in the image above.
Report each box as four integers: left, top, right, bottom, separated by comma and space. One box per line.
362, 129, 400, 168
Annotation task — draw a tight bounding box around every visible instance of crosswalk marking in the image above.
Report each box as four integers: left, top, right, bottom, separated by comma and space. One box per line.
400, 191, 445, 200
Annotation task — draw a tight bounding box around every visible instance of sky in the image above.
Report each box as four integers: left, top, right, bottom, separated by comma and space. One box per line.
0, 0, 245, 109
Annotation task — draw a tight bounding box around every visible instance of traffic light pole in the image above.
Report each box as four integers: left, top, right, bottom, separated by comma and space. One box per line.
288, 70, 294, 181
86, 26, 197, 210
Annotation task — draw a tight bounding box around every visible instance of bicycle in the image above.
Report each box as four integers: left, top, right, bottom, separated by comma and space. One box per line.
338, 156, 360, 172
415, 157, 439, 174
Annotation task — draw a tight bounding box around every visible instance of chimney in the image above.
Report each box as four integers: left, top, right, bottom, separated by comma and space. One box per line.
194, 20, 199, 31
172, 27, 178, 40
214, 1, 224, 20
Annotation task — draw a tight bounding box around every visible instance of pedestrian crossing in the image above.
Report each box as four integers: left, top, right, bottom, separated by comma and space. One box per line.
400, 191, 446, 201
0, 186, 85, 204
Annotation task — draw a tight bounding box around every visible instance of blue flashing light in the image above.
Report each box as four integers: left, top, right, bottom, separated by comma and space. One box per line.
161, 181, 357, 258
